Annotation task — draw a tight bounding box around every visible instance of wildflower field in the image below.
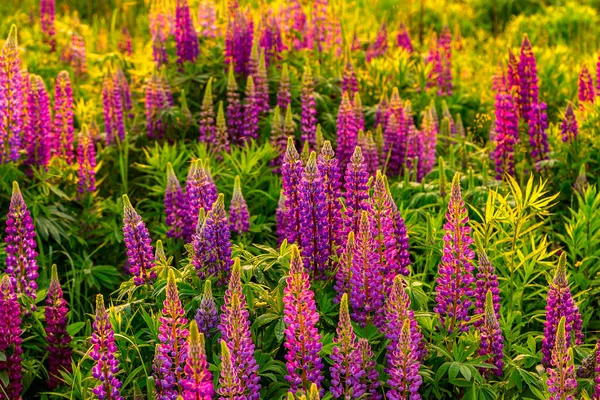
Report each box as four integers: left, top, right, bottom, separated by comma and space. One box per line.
4, 0, 600, 398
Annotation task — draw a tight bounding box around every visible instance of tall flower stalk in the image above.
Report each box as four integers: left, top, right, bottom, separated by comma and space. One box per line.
24, 75, 52, 169
195, 280, 219, 339
181, 320, 214, 400
0, 276, 23, 399
342, 147, 370, 241
478, 290, 504, 377
301, 66, 317, 148
336, 92, 358, 171
546, 317, 577, 400
492, 81, 519, 180
229, 175, 250, 235
165, 163, 185, 239
52, 71, 74, 163
386, 319, 422, 400
226, 65, 243, 143
174, 0, 199, 64
0, 25, 24, 163
281, 137, 303, 244
199, 78, 216, 144
317, 141, 343, 266
122, 195, 156, 286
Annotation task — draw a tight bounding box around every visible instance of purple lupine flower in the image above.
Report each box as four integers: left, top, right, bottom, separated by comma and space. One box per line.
366, 23, 388, 62
330, 293, 364, 399
199, 78, 216, 144
541, 253, 584, 367
299, 152, 330, 279
281, 137, 304, 244
439, 25, 453, 96
474, 247, 500, 328
517, 34, 539, 123
397, 23, 413, 53
420, 107, 437, 179
360, 131, 378, 178
342, 61, 358, 98
371, 170, 400, 281
214, 101, 231, 158
357, 338, 381, 399
478, 290, 504, 377
350, 211, 385, 328
197, 0, 217, 39
218, 340, 245, 398
102, 72, 125, 145
241, 75, 259, 142
76, 125, 97, 194
342, 146, 370, 241
283, 246, 324, 395
91, 294, 123, 400
405, 123, 423, 180
353, 92, 364, 132
65, 32, 87, 78
181, 321, 214, 400
561, 103, 578, 143
115, 68, 132, 118
528, 101, 549, 168
52, 71, 74, 163
579, 64, 595, 107
277, 63, 291, 112
194, 194, 233, 285
184, 159, 218, 242
334, 232, 355, 304
336, 92, 358, 171
0, 26, 24, 163
391, 197, 411, 279
0, 276, 23, 399
195, 280, 219, 339
441, 101, 456, 137
276, 190, 287, 245
492, 81, 519, 180
426, 32, 444, 95
122, 195, 156, 286
285, 0, 308, 50
434, 173, 475, 333
507, 50, 519, 94
45, 264, 72, 389
152, 30, 168, 66
317, 141, 343, 266
254, 49, 270, 113
301, 65, 317, 148
312, 0, 328, 50
374, 90, 388, 130
269, 106, 287, 169
385, 276, 426, 362
381, 89, 406, 176
165, 162, 185, 239
24, 75, 52, 169
41, 0, 56, 50
174, 0, 199, 64
225, 10, 254, 75
259, 14, 285, 66
5, 181, 39, 301
546, 317, 577, 400
118, 27, 132, 56
226, 65, 243, 143
229, 175, 250, 235
145, 73, 165, 139
153, 270, 189, 399
219, 258, 261, 399
386, 319, 422, 400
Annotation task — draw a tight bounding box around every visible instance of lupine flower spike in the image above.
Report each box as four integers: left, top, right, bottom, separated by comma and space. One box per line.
225, 10, 254, 75
242, 75, 260, 141
195, 280, 219, 339
387, 319, 423, 400
281, 137, 303, 244
546, 317, 577, 400
226, 64, 243, 144
197, 0, 217, 39
199, 78, 216, 144
492, 81, 519, 180
474, 244, 500, 328
184, 159, 218, 242
122, 195, 156, 286
561, 103, 578, 143
478, 290, 504, 376
229, 175, 250, 235
283, 246, 324, 395
41, 0, 56, 50
4, 181, 39, 301
579, 63, 595, 106
541, 253, 584, 367
174, 0, 199, 64
91, 294, 123, 400
336, 92, 358, 171
52, 71, 74, 163
301, 65, 317, 148
342, 146, 370, 240
517, 34, 539, 123
434, 173, 475, 333
45, 265, 72, 389
181, 320, 214, 400
218, 339, 245, 398
0, 25, 24, 163
0, 275, 23, 399
278, 63, 292, 111
214, 102, 231, 157
317, 141, 343, 266
164, 163, 185, 239
76, 125, 97, 194
24, 75, 52, 169
102, 71, 125, 145
527, 101, 549, 168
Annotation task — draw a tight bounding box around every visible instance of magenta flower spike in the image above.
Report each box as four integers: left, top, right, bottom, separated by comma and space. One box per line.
229, 175, 250, 235
219, 259, 261, 399
175, 0, 199, 64
342, 61, 358, 98
397, 23, 413, 53
184, 159, 218, 242
40, 0, 56, 50
474, 247, 500, 328
517, 34, 539, 123
342, 146, 370, 240
197, 0, 217, 39
434, 174, 475, 333
68, 32, 87, 78
366, 22, 388, 62
76, 125, 97, 194
218, 340, 245, 398
312, 0, 328, 49
152, 30, 168, 66
5, 181, 39, 301
507, 50, 519, 95
225, 10, 254, 75
353, 92, 364, 132
371, 171, 400, 279
492, 81, 519, 180
91, 294, 123, 400
226, 65, 244, 144
153, 270, 189, 398
242, 75, 260, 142
255, 49, 270, 113
299, 152, 330, 279
330, 293, 364, 399
375, 90, 389, 130
102, 71, 125, 145
357, 338, 381, 399
181, 321, 214, 400
336, 92, 358, 171
478, 290, 504, 377
578, 63, 595, 106
199, 78, 216, 144
301, 65, 317, 148
390, 191, 411, 279
317, 141, 343, 264
439, 25, 453, 96
165, 162, 185, 239
0, 276, 23, 399
560, 103, 578, 143
0, 26, 24, 163
541, 253, 584, 367
195, 280, 218, 339
386, 319, 422, 400
45, 265, 72, 389
546, 317, 577, 400
381, 89, 406, 176
115, 68, 132, 118
24, 75, 52, 169
283, 246, 324, 395
122, 195, 156, 286
259, 14, 285, 66
426, 32, 444, 94
334, 231, 355, 304
118, 27, 132, 56
527, 101, 549, 169
52, 71, 74, 163
281, 137, 304, 244
214, 101, 231, 158
277, 63, 291, 112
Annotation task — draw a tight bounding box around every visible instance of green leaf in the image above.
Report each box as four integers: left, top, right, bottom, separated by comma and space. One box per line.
67, 322, 86, 337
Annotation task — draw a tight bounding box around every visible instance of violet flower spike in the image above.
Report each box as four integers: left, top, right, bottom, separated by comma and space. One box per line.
52, 71, 75, 163
214, 101, 231, 158
478, 290, 504, 377
218, 340, 245, 398
165, 162, 185, 239
197, 0, 217, 39
560, 103, 578, 143
229, 175, 250, 235
317, 141, 343, 267
546, 317, 577, 400
517, 34, 539, 123
199, 78, 216, 144
342, 146, 370, 241
357, 338, 381, 400
277, 63, 291, 112
195, 280, 219, 339
122, 195, 156, 286
527, 101, 549, 169
474, 246, 500, 328
281, 137, 303, 244
579, 63, 595, 106
334, 231, 355, 304
76, 125, 97, 194
397, 23, 413, 53
371, 171, 400, 281
242, 75, 259, 141
181, 321, 214, 400
24, 75, 52, 169
225, 11, 254, 75
492, 81, 519, 180
40, 0, 56, 50
0, 26, 24, 163
336, 92, 358, 172
226, 65, 243, 144
174, 0, 199, 64
184, 159, 218, 242
102, 72, 125, 145
0, 275, 23, 399
386, 319, 422, 400
301, 65, 317, 148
